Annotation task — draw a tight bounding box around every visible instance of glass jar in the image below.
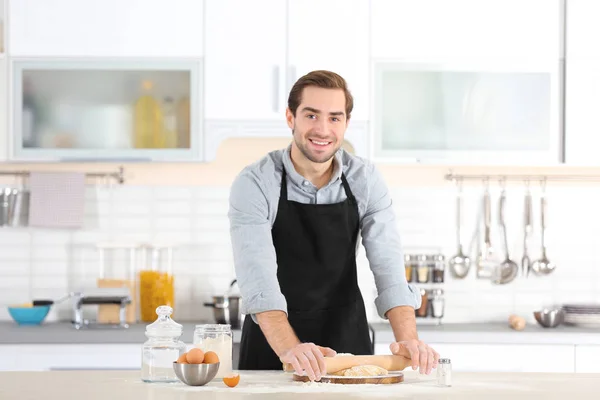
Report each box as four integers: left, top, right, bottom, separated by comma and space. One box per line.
437, 358, 452, 386
139, 245, 175, 322
430, 289, 445, 318
433, 254, 446, 283
193, 324, 233, 379
141, 305, 186, 383
417, 255, 430, 283
404, 254, 415, 282
416, 288, 428, 317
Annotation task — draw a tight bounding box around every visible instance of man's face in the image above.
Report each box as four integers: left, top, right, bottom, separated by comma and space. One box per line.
286, 86, 348, 164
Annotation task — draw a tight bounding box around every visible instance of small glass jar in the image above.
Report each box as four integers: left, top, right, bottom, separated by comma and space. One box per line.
433, 254, 446, 283
430, 289, 445, 318
404, 254, 414, 282
141, 305, 186, 383
194, 324, 233, 379
416, 288, 428, 317
417, 255, 430, 283
437, 358, 452, 386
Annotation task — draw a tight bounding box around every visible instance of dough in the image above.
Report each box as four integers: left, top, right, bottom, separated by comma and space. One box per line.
332, 365, 389, 377
330, 354, 389, 377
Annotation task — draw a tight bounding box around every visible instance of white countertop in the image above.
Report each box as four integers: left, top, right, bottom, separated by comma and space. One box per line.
1, 369, 599, 399
1, 321, 598, 345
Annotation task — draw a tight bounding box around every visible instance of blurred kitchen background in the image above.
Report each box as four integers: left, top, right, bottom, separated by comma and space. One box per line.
0, 0, 599, 331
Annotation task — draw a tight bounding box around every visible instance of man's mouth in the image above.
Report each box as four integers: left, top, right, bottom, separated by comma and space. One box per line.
309, 139, 332, 147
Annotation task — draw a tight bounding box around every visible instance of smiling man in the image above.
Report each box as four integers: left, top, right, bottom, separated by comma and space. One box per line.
228, 70, 439, 381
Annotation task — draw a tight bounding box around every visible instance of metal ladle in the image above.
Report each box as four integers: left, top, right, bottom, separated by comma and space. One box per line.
493, 181, 518, 284
448, 178, 471, 278
532, 179, 556, 275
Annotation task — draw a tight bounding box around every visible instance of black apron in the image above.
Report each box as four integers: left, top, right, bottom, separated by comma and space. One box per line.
238, 165, 373, 370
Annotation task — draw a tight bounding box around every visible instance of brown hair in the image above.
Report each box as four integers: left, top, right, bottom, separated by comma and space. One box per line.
287, 70, 354, 119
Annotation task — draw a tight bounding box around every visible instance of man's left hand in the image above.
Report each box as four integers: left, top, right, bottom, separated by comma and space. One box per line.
390, 340, 439, 375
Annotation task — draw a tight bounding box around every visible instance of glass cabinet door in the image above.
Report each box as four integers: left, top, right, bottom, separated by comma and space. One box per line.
372, 59, 562, 164
11, 59, 201, 161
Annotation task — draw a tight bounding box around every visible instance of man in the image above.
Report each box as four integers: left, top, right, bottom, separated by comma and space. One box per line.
228, 70, 439, 381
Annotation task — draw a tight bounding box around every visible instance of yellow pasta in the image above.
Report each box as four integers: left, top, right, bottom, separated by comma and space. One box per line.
139, 270, 175, 322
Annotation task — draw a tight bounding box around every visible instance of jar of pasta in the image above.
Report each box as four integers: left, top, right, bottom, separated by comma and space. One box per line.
138, 244, 175, 322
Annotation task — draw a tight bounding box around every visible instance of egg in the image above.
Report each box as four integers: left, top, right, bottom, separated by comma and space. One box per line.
176, 353, 188, 364
203, 351, 220, 364
223, 373, 240, 388
186, 348, 205, 364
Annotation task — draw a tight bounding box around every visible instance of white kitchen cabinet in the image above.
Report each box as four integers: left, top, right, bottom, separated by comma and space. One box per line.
575, 345, 600, 373
564, 58, 600, 165
287, 0, 369, 122
0, 345, 18, 370
372, 59, 562, 164
566, 0, 600, 58
371, 0, 561, 59
204, 0, 286, 122
377, 343, 575, 373
8, 0, 204, 58
0, 57, 7, 160
9, 58, 202, 161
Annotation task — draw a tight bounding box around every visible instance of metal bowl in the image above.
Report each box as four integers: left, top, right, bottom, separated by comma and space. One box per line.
534, 309, 563, 328
173, 362, 220, 386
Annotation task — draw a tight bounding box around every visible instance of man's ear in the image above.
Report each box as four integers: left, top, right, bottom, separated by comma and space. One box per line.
285, 107, 295, 130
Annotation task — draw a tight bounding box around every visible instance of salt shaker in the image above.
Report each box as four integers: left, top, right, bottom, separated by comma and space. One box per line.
437, 358, 452, 386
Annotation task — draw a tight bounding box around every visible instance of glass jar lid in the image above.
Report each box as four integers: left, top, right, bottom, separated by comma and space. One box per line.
145, 305, 183, 337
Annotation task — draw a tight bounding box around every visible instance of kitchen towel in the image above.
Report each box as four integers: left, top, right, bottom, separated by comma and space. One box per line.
28, 171, 86, 229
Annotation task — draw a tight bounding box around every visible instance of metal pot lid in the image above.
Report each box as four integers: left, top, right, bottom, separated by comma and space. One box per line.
145, 305, 183, 337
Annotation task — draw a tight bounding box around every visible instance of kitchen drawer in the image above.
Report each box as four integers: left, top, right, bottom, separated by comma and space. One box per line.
575, 345, 600, 373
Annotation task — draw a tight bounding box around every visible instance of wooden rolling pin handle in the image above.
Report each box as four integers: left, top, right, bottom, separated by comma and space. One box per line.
283, 355, 412, 374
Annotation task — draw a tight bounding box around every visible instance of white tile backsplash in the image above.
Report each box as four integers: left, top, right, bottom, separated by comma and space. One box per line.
0, 180, 597, 326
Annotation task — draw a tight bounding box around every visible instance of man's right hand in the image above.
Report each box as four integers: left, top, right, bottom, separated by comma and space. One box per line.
279, 342, 337, 381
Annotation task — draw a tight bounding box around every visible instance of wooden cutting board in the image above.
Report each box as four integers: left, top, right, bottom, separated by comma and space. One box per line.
293, 372, 404, 385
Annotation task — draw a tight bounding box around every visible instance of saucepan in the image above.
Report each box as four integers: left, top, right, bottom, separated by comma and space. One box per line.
203, 279, 244, 329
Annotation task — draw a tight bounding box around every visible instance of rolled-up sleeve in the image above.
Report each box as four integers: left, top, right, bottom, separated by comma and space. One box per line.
359, 164, 422, 319
228, 171, 287, 323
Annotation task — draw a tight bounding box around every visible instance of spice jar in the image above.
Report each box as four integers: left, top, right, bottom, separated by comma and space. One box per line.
430, 289, 445, 318
437, 358, 452, 386
416, 288, 428, 317
141, 305, 186, 383
194, 324, 233, 379
433, 254, 445, 283
139, 245, 175, 322
404, 254, 416, 282
417, 255, 430, 283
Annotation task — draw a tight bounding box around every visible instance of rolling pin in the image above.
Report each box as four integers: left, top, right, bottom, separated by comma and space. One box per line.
283, 354, 412, 375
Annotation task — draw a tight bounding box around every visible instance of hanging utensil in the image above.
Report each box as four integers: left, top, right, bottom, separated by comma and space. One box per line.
493, 181, 518, 284
521, 181, 533, 277
448, 178, 471, 279
532, 179, 556, 275
476, 180, 496, 279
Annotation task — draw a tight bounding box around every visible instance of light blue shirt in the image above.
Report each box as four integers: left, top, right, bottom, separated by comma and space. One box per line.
228, 145, 422, 323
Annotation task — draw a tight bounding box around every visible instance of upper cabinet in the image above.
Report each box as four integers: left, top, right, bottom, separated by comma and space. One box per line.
287, 0, 369, 122
371, 0, 561, 59
0, 0, 5, 55
10, 59, 201, 161
370, 0, 563, 164
203, 0, 370, 161
565, 0, 600, 58
8, 0, 204, 58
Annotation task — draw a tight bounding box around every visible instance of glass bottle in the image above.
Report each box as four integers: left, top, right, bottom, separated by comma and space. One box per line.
404, 254, 413, 282
139, 244, 175, 322
433, 254, 446, 283
141, 305, 186, 383
193, 324, 233, 379
430, 289, 445, 318
437, 358, 452, 386
417, 254, 430, 283
134, 80, 163, 149
416, 288, 429, 317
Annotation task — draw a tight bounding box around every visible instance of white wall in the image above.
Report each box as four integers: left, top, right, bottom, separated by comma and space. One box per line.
0, 137, 598, 326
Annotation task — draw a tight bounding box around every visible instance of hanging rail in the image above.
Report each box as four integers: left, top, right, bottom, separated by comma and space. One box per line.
0, 166, 125, 184
444, 170, 600, 183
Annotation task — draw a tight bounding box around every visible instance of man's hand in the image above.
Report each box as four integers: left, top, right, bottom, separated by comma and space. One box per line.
280, 343, 337, 381
390, 339, 439, 375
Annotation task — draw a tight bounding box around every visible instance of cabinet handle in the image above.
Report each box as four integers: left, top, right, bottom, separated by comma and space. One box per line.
273, 65, 280, 113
